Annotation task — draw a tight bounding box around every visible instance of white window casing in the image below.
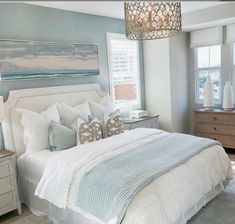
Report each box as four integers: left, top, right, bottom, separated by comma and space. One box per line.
106, 32, 141, 110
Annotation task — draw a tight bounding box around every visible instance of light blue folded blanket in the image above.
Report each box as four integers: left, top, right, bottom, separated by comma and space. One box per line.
76, 133, 220, 224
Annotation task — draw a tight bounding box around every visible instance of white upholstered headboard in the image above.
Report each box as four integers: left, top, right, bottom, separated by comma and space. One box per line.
2, 84, 106, 157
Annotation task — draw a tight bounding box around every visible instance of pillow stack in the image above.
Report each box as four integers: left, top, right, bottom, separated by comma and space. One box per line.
19, 97, 125, 154
19, 103, 60, 154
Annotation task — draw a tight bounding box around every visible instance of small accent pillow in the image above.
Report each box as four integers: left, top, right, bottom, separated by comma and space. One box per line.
20, 104, 60, 154
104, 110, 124, 137
72, 117, 102, 145
58, 103, 90, 126
49, 121, 76, 151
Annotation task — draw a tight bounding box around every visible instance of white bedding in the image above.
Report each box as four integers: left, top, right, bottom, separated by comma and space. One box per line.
18, 128, 233, 224
18, 150, 60, 184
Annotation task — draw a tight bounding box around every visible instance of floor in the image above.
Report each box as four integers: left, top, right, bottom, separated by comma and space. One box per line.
0, 205, 31, 224
0, 153, 235, 224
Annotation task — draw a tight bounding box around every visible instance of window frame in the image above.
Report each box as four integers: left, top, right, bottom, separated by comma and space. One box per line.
106, 32, 141, 110
195, 45, 222, 104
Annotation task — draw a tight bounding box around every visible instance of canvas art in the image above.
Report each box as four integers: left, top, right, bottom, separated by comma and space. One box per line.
0, 40, 99, 80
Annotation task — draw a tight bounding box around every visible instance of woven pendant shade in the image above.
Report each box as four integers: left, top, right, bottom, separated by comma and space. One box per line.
124, 2, 181, 40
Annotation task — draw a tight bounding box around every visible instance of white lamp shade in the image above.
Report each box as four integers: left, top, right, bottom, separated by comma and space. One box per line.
0, 96, 5, 121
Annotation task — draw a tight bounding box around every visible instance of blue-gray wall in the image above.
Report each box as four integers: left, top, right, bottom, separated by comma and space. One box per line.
0, 3, 145, 148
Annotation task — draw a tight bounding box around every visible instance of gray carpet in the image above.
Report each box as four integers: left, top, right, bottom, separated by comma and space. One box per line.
188, 178, 235, 224
12, 179, 235, 224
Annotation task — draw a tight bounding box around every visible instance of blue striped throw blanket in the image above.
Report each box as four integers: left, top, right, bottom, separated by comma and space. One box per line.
76, 133, 220, 224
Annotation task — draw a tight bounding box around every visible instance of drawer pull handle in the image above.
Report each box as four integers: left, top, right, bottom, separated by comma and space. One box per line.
213, 117, 217, 120
214, 127, 217, 131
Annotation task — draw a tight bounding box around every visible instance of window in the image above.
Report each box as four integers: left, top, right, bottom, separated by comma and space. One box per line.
195, 45, 221, 103
106, 33, 141, 109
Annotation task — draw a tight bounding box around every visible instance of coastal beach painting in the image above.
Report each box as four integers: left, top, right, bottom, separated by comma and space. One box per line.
0, 40, 99, 80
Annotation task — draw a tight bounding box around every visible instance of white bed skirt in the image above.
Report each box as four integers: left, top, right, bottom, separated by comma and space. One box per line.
19, 176, 230, 224
19, 177, 96, 224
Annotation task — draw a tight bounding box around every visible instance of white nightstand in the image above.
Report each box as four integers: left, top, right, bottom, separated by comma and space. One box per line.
123, 115, 159, 130
0, 150, 21, 216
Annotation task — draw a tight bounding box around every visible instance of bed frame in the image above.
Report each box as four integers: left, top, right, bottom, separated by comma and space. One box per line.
2, 84, 106, 157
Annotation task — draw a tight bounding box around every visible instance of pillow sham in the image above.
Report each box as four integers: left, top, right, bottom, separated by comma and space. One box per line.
20, 104, 60, 154
99, 96, 114, 112
104, 110, 124, 138
58, 103, 90, 126
49, 121, 76, 151
88, 97, 113, 121
41, 103, 60, 122
72, 117, 102, 145
74, 101, 91, 116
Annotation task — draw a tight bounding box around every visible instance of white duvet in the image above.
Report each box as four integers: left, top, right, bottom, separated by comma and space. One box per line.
35, 128, 233, 224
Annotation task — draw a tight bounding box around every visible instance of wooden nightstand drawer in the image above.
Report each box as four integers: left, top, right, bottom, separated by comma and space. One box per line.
195, 109, 235, 149
195, 112, 235, 125
0, 160, 12, 179
195, 123, 235, 135
0, 192, 14, 209
0, 176, 13, 195
196, 132, 235, 148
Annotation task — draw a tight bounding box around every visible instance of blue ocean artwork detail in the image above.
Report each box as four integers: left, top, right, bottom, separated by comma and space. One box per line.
0, 40, 100, 80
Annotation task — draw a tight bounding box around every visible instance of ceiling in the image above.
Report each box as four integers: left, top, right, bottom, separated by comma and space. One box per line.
26, 2, 225, 20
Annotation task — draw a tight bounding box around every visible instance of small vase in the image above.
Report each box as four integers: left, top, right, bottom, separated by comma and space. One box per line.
223, 81, 233, 111
203, 76, 214, 111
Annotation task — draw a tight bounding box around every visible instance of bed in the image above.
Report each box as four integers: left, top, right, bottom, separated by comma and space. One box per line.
2, 84, 233, 224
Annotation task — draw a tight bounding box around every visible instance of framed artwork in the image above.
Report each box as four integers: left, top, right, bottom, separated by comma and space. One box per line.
0, 40, 99, 80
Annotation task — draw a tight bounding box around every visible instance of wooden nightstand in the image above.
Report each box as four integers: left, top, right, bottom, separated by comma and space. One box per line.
194, 109, 235, 149
0, 150, 21, 216
123, 115, 160, 130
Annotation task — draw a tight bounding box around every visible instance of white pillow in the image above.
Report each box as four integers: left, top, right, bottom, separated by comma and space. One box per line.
99, 96, 114, 111
58, 103, 90, 127
89, 98, 113, 121
20, 104, 60, 154
74, 101, 91, 116
41, 103, 60, 122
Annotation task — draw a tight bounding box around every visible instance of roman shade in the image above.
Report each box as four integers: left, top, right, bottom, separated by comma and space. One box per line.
190, 27, 223, 48
226, 24, 235, 43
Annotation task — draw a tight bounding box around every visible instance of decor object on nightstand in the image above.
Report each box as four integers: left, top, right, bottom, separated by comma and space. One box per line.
223, 81, 233, 111
123, 114, 159, 130
203, 75, 214, 111
0, 150, 22, 216
130, 110, 149, 119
